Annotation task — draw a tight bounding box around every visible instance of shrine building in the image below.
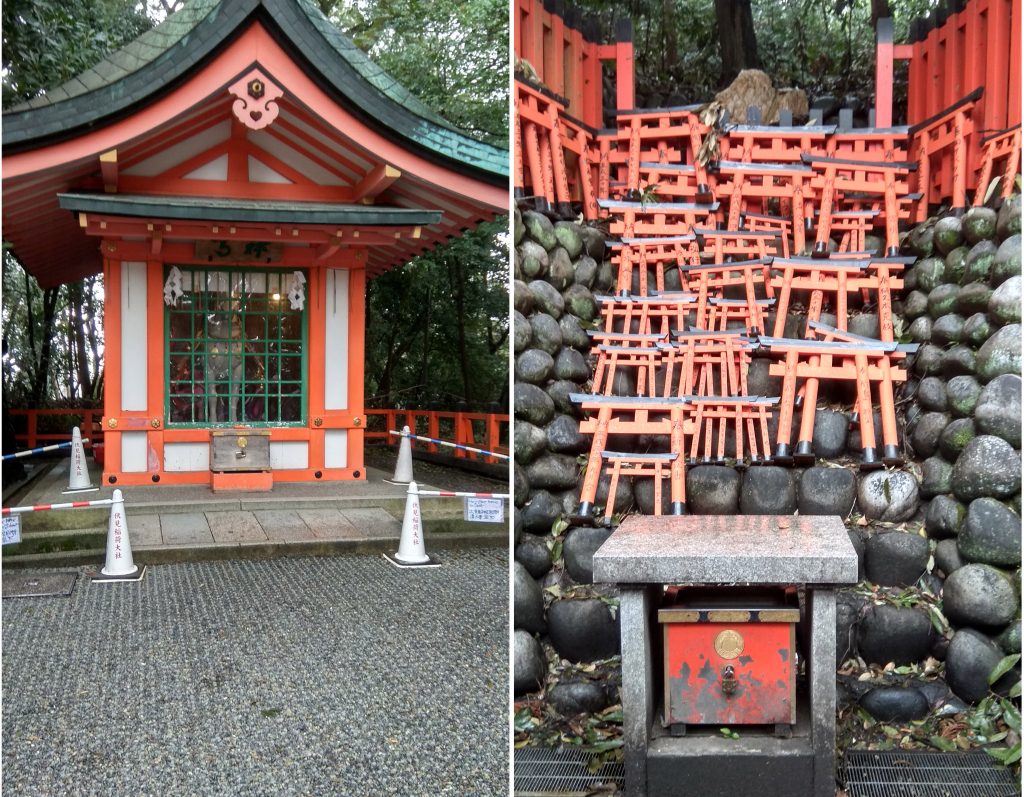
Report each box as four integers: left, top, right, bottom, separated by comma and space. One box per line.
1, 0, 507, 488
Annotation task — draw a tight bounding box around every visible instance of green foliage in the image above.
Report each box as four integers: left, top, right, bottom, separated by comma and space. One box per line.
568, 0, 941, 116
323, 0, 508, 143
2, 252, 103, 407
2, 0, 153, 107
364, 219, 509, 410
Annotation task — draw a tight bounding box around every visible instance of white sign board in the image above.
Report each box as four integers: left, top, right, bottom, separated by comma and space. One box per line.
464, 497, 504, 524
2, 515, 22, 546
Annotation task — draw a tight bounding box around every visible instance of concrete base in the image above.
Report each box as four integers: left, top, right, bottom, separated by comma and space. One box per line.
647, 697, 830, 797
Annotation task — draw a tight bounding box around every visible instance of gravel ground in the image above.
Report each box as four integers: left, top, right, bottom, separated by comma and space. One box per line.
3, 549, 509, 796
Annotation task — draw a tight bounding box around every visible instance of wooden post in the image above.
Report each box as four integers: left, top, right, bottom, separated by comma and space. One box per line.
875, 18, 895, 129
615, 18, 634, 111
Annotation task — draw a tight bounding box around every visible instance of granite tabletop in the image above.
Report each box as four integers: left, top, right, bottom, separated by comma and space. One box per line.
593, 515, 858, 586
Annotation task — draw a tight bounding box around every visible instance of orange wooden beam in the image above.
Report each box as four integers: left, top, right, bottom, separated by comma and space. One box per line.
99, 149, 118, 193
354, 163, 401, 203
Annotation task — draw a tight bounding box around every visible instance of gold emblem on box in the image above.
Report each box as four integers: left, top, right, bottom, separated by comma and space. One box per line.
714, 629, 744, 660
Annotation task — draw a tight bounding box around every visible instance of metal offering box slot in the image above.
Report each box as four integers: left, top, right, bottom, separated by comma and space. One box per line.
658, 586, 799, 729
210, 430, 270, 472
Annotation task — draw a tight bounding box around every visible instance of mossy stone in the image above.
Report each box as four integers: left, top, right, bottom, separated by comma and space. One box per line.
962, 206, 997, 244
934, 215, 965, 254
553, 221, 584, 259
944, 245, 970, 284
945, 375, 982, 417
939, 417, 977, 461
941, 345, 977, 378
903, 290, 929, 320
991, 234, 1021, 286
523, 210, 558, 250
962, 313, 994, 348
956, 281, 994, 316
915, 257, 945, 292
996, 193, 1021, 239
961, 239, 998, 284
927, 284, 960, 318
907, 221, 935, 257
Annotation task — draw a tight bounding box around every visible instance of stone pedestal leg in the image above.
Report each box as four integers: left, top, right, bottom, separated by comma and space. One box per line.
809, 588, 837, 797
620, 586, 656, 797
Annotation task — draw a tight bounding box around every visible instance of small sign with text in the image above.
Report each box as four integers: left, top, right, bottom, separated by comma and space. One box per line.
2, 515, 22, 546
464, 497, 504, 524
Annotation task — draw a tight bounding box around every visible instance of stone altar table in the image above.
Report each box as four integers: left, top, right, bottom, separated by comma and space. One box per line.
593, 515, 858, 797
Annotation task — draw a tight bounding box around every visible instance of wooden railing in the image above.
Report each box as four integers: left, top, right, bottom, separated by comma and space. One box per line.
7, 408, 510, 466
8, 409, 104, 450
364, 409, 510, 464
878, 0, 1021, 206
903, 0, 1020, 135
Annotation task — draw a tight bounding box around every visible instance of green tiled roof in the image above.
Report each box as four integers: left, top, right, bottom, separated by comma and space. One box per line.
58, 192, 443, 226
4, 0, 506, 183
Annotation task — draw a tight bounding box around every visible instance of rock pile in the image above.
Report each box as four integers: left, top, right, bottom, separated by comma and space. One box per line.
885, 198, 1022, 709
513, 209, 622, 699
513, 196, 1022, 731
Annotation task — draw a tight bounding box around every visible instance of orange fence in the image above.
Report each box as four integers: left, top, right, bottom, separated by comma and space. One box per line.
515, 0, 632, 129
903, 0, 1020, 136
890, 0, 1022, 208
8, 409, 104, 450
8, 408, 510, 466
364, 410, 510, 465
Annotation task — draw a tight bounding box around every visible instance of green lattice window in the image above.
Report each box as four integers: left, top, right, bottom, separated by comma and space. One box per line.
165, 266, 307, 427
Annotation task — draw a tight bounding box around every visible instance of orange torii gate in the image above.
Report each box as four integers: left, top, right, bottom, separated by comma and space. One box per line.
759, 326, 916, 468
597, 198, 719, 238
767, 256, 910, 340
972, 126, 1022, 205
609, 234, 699, 295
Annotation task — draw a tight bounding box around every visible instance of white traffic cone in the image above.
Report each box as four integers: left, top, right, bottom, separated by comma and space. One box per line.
93, 489, 146, 582
384, 481, 439, 568
63, 426, 98, 494
389, 425, 415, 484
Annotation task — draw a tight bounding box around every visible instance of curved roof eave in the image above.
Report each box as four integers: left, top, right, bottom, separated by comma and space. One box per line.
1, 0, 507, 185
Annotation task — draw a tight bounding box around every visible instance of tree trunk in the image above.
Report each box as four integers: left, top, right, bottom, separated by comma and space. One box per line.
85, 276, 103, 402
445, 255, 472, 405
68, 281, 92, 400
30, 287, 60, 405
662, 0, 678, 75
714, 0, 759, 87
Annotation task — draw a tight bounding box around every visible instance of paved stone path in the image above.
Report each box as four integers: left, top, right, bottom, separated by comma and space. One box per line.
2, 549, 508, 796
130, 507, 400, 547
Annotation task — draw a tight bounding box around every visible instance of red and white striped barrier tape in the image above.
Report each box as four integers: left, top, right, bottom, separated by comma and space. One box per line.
412, 489, 510, 499
2, 497, 114, 516
388, 429, 509, 461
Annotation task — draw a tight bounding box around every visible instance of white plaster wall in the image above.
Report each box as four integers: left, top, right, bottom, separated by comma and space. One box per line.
324, 269, 349, 410
270, 441, 308, 470
121, 432, 148, 472
120, 262, 148, 411
324, 430, 348, 469
164, 442, 210, 472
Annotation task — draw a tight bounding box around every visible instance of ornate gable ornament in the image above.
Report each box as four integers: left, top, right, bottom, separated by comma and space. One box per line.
228, 68, 283, 130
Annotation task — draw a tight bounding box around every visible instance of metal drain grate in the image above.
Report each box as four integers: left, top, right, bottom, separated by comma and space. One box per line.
3, 571, 78, 598
515, 746, 625, 796
844, 750, 1019, 797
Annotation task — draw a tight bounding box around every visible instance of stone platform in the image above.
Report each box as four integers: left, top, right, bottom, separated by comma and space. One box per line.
2, 456, 505, 567
593, 515, 858, 797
